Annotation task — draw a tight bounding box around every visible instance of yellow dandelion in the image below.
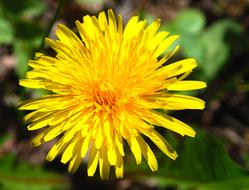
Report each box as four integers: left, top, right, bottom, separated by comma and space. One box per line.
19, 9, 206, 179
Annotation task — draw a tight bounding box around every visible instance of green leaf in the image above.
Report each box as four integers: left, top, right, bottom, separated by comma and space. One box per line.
159, 9, 206, 66
19, 1, 46, 18
14, 40, 32, 78
0, 16, 14, 44
201, 177, 249, 190
14, 20, 44, 40
173, 9, 206, 35
0, 154, 16, 172
161, 10, 245, 82
161, 9, 205, 35
199, 19, 244, 81
159, 132, 247, 180
156, 176, 249, 190
14, 24, 43, 78
0, 154, 69, 190
0, 0, 45, 18
180, 36, 205, 64
147, 131, 249, 189
0, 134, 12, 146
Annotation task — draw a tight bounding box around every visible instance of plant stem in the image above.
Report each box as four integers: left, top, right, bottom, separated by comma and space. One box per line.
39, 0, 66, 50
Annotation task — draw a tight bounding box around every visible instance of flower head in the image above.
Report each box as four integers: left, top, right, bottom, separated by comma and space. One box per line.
19, 9, 206, 179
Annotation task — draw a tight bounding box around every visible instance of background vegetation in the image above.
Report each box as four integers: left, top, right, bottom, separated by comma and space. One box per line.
0, 0, 249, 189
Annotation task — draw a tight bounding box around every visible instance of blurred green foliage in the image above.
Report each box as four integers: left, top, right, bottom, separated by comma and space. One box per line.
0, 136, 69, 190
125, 131, 249, 190
0, 154, 69, 190
0, 17, 14, 44
157, 131, 249, 190
161, 9, 246, 82
0, 0, 45, 77
75, 0, 103, 4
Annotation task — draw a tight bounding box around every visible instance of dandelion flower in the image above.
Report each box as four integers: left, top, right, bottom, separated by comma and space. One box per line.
19, 9, 206, 179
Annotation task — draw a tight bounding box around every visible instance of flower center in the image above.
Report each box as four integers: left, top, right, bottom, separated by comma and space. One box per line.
92, 82, 120, 111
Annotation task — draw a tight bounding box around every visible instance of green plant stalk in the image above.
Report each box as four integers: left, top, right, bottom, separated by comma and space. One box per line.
39, 0, 66, 50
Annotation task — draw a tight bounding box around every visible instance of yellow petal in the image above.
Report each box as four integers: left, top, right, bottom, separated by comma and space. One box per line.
95, 126, 104, 149
68, 150, 82, 173
43, 124, 64, 142
146, 31, 169, 51
160, 94, 205, 110
19, 79, 45, 89
115, 132, 125, 156
62, 127, 78, 143
80, 123, 91, 138
107, 9, 117, 32
19, 95, 74, 111
31, 132, 45, 147
107, 145, 117, 166
140, 94, 205, 110
98, 10, 108, 31
139, 128, 177, 160
137, 135, 158, 171
155, 35, 179, 57
24, 110, 50, 123
87, 145, 99, 176
158, 58, 197, 78
56, 24, 80, 45
143, 112, 196, 137
123, 16, 145, 41
157, 45, 180, 66
144, 19, 160, 38
117, 14, 123, 34
61, 135, 80, 164
115, 151, 124, 178
81, 134, 91, 158
127, 135, 142, 164
46, 138, 67, 161
99, 146, 110, 180
103, 118, 114, 144
31, 124, 64, 147
167, 80, 207, 91
27, 116, 52, 130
